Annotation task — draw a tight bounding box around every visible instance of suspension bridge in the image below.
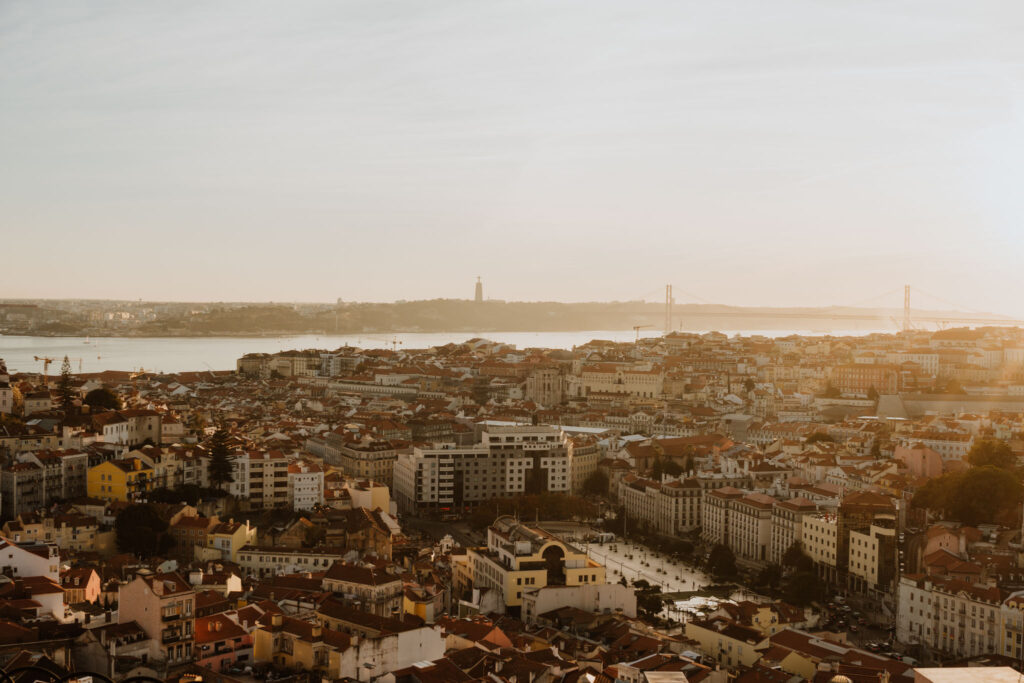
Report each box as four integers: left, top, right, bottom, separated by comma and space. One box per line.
636, 284, 1024, 334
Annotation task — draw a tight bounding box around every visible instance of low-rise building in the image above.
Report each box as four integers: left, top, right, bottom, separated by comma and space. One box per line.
87, 457, 154, 502
463, 516, 606, 616
321, 562, 403, 617
118, 571, 196, 665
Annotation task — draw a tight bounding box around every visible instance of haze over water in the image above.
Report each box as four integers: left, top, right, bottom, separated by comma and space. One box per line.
0, 327, 893, 374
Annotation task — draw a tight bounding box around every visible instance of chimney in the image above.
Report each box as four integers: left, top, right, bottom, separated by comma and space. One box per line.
271, 613, 283, 628
311, 625, 322, 639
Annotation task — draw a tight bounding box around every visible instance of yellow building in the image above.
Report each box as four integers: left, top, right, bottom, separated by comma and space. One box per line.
253, 613, 346, 678
199, 519, 257, 563
87, 458, 154, 502
685, 616, 766, 669
465, 516, 606, 613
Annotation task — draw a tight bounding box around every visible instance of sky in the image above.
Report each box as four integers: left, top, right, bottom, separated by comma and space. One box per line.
2, 1, 1023, 315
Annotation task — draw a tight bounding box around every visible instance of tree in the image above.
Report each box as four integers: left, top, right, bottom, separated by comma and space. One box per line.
582, 470, 609, 496
912, 466, 1022, 526
636, 584, 665, 615
57, 356, 75, 412
806, 432, 834, 444
783, 570, 825, 606
651, 457, 664, 481
870, 442, 882, 459
754, 564, 783, 593
84, 387, 121, 411
663, 459, 684, 477
115, 503, 174, 558
743, 378, 756, 392
822, 383, 841, 398
867, 386, 880, 402
206, 428, 235, 491
707, 544, 737, 578
10, 386, 23, 415
966, 438, 1016, 470
782, 542, 814, 573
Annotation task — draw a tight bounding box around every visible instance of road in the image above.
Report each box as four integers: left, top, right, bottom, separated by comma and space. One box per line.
586, 539, 712, 593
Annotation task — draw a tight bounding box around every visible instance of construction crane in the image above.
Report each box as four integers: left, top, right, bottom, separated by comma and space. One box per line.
34, 356, 57, 382
633, 324, 653, 343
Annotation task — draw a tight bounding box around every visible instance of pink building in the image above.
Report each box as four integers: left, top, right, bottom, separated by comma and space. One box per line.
894, 444, 943, 479
195, 613, 252, 672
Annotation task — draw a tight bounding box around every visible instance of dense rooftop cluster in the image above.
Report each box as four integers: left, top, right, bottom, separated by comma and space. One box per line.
0, 327, 1022, 680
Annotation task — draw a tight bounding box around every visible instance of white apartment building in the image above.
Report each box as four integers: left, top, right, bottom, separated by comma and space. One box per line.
701, 486, 745, 547
393, 425, 570, 514
95, 409, 163, 447
728, 492, 775, 563
617, 474, 702, 535
893, 432, 974, 462
897, 574, 1003, 659
238, 546, 346, 578
288, 460, 324, 511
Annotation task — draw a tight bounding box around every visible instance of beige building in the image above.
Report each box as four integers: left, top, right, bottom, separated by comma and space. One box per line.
802, 512, 839, 582
332, 436, 397, 488
768, 497, 819, 565
568, 435, 600, 494
685, 616, 766, 669
464, 516, 606, 615
701, 486, 745, 547
118, 571, 196, 665
321, 561, 403, 617
729, 492, 776, 563
848, 521, 896, 595
579, 363, 664, 399
246, 450, 291, 509
617, 473, 701, 535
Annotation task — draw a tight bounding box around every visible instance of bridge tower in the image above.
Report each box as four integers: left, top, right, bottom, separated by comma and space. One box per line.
664, 284, 674, 334
903, 284, 911, 332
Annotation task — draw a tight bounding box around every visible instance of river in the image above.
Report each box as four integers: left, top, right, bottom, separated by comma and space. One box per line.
0, 326, 891, 374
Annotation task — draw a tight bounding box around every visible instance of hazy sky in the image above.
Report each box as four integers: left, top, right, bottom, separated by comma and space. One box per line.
2, 1, 1023, 315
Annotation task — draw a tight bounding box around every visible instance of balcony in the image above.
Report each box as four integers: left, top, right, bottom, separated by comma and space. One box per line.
162, 632, 181, 645
162, 610, 181, 622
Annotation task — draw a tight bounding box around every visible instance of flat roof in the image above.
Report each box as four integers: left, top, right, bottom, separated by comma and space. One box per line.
915, 668, 1020, 683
